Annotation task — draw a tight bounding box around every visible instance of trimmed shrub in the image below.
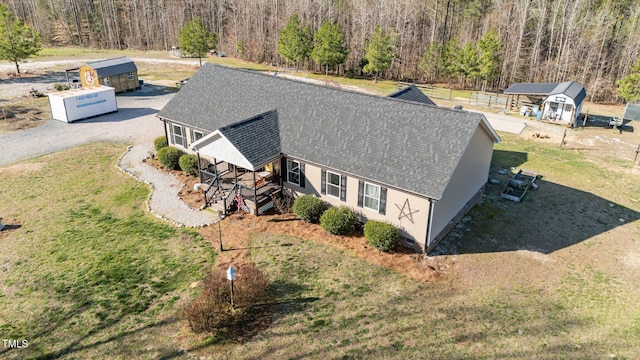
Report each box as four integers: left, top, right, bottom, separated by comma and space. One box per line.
292, 195, 326, 223
154, 136, 168, 151
184, 263, 270, 334
157, 146, 184, 170
179, 154, 199, 176
54, 83, 69, 91
320, 206, 356, 235
364, 220, 400, 252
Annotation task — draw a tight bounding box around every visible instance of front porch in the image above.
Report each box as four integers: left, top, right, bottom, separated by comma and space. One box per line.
198, 159, 282, 216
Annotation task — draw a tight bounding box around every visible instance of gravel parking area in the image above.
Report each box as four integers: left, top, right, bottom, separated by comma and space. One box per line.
0, 83, 216, 227
0, 85, 172, 166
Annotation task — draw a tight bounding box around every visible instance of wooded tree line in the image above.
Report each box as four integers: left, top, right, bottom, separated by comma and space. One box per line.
4, 0, 640, 102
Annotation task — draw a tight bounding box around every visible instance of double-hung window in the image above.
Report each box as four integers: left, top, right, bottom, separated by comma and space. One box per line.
191, 129, 204, 144
171, 123, 186, 147
287, 159, 300, 186
326, 171, 341, 198
128, 72, 134, 80
363, 182, 381, 212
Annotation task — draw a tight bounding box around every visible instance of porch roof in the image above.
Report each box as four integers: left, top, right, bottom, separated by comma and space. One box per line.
191, 110, 281, 171
158, 64, 500, 200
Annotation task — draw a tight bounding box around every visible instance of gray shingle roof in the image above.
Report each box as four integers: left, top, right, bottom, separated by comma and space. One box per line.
504, 81, 586, 105
87, 56, 137, 77
157, 64, 499, 200
219, 109, 281, 168
388, 85, 437, 106
548, 81, 586, 105
503, 83, 559, 95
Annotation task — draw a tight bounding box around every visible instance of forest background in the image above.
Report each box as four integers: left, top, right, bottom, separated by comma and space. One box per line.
4, 0, 640, 103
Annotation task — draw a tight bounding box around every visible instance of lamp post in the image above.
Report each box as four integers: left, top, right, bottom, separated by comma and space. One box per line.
217, 213, 224, 252
226, 266, 236, 310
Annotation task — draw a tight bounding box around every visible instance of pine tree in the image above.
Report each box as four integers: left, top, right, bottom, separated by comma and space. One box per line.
616, 60, 640, 102
442, 38, 462, 85
311, 21, 349, 76
418, 43, 444, 84
0, 4, 41, 76
178, 17, 217, 67
277, 14, 313, 69
477, 29, 503, 91
362, 26, 394, 83
458, 42, 480, 88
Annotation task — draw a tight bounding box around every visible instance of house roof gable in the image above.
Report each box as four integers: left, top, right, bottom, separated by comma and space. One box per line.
387, 85, 437, 106
218, 109, 282, 169
158, 64, 499, 200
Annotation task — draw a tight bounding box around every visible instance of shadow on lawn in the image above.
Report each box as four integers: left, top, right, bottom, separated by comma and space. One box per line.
157, 281, 319, 360
203, 269, 604, 359
435, 150, 640, 255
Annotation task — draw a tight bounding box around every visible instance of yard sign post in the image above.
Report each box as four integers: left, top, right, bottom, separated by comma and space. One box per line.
226, 266, 236, 310
218, 214, 224, 252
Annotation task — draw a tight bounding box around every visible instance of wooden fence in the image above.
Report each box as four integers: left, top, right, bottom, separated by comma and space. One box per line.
469, 91, 510, 108
397, 82, 453, 101
396, 82, 546, 111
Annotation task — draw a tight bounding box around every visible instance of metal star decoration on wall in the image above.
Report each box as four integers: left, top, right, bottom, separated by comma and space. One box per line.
395, 198, 419, 224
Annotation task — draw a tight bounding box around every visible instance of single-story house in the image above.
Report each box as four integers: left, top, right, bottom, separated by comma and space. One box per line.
156, 64, 500, 253
79, 56, 140, 93
504, 81, 586, 125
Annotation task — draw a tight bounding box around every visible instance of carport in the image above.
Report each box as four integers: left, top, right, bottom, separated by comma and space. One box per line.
504, 81, 586, 126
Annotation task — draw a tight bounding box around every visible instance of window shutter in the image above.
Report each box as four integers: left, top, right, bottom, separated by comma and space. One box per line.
379, 187, 387, 215
321, 169, 326, 195
299, 162, 305, 188
357, 180, 364, 207
340, 175, 347, 201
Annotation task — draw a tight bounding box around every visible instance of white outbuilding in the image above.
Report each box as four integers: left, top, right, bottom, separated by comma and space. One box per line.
504, 81, 586, 126
48, 86, 118, 123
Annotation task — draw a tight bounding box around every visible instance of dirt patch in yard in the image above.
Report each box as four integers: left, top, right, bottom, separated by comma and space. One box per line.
198, 213, 450, 284
0, 218, 22, 238
0, 96, 49, 134
144, 157, 451, 283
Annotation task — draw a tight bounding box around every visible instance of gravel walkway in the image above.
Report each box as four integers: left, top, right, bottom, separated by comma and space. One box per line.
116, 143, 215, 227
0, 84, 215, 227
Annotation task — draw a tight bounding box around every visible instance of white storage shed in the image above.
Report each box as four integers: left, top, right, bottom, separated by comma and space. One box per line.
48, 86, 117, 123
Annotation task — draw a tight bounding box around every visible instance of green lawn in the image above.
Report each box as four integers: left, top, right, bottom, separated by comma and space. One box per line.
0, 144, 215, 359
1, 138, 639, 358
210, 233, 639, 359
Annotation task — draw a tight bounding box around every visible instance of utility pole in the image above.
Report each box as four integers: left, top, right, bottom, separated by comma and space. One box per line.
560, 129, 567, 148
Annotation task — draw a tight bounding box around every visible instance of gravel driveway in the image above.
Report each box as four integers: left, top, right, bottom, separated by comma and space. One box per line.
0, 85, 173, 166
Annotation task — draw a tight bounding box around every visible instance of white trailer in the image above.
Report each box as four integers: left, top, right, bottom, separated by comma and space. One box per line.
48, 86, 118, 123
